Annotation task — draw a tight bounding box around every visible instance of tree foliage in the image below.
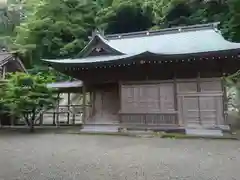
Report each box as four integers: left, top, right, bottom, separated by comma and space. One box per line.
10, 0, 97, 67
223, 71, 240, 116
96, 0, 154, 34
222, 0, 240, 42
0, 72, 58, 131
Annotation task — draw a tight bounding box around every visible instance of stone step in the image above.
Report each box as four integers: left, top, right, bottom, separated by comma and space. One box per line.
185, 128, 223, 137
81, 125, 119, 133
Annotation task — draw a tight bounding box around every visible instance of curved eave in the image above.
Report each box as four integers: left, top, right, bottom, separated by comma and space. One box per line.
43, 48, 240, 68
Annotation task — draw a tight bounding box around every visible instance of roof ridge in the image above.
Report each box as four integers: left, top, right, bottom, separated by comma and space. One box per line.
105, 22, 220, 40
0, 52, 11, 55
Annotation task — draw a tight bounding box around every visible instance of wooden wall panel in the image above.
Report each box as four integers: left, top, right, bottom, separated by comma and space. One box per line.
200, 80, 222, 92
121, 83, 175, 113
120, 78, 224, 127
177, 82, 197, 93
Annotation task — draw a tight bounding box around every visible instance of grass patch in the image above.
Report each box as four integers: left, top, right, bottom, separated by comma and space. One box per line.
161, 133, 238, 140
57, 131, 139, 137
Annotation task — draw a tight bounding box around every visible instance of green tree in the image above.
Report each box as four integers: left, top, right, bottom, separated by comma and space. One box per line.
160, 0, 228, 28
223, 71, 240, 118
12, 0, 97, 67
96, 0, 154, 34
0, 72, 58, 132
222, 0, 240, 42
28, 65, 71, 81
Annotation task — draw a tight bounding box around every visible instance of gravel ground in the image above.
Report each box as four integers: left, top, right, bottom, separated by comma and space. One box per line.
0, 134, 240, 180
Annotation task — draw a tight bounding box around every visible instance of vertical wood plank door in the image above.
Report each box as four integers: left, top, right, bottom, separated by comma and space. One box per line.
199, 96, 217, 127
159, 83, 175, 112
177, 81, 198, 127
182, 96, 200, 127
199, 80, 223, 127
178, 79, 224, 128
182, 96, 219, 128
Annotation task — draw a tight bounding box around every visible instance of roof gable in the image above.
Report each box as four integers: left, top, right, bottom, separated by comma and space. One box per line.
75, 32, 124, 58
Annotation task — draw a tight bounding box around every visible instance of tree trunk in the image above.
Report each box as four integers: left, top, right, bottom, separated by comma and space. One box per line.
24, 119, 34, 132
29, 121, 34, 132
29, 110, 36, 133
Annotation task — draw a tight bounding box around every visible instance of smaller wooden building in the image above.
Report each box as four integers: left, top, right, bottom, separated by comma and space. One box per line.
0, 51, 27, 126
42, 81, 87, 126
0, 51, 27, 78
44, 23, 240, 130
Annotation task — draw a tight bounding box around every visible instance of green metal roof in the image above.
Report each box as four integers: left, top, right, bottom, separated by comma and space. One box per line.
43, 23, 240, 65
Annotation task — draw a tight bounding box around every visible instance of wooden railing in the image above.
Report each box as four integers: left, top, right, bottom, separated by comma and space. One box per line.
39, 104, 91, 125
119, 112, 178, 126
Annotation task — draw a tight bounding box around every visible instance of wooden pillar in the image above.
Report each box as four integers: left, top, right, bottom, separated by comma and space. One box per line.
118, 81, 122, 123
67, 92, 70, 124
82, 85, 87, 124
2, 66, 6, 79
56, 92, 60, 127
91, 90, 96, 119
222, 73, 228, 125
89, 91, 94, 118
196, 72, 202, 125
173, 74, 179, 125
0, 66, 2, 79
101, 90, 104, 117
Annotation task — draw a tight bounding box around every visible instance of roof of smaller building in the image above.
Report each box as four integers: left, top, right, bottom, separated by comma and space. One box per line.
0, 52, 13, 65
43, 22, 240, 65
0, 52, 27, 72
47, 81, 83, 89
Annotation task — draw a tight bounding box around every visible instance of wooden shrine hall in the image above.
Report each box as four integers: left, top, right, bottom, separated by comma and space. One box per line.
44, 22, 240, 131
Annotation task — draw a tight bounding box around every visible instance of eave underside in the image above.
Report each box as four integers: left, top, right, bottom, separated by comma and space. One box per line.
47, 51, 240, 84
